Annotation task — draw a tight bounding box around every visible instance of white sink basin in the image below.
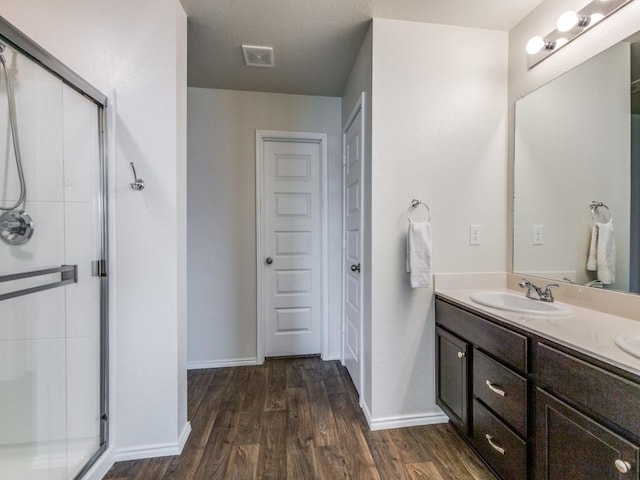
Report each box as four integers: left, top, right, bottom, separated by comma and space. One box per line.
615, 335, 640, 359
470, 291, 573, 316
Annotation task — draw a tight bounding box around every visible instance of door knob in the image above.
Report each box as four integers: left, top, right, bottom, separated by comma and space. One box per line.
265, 257, 273, 265
351, 263, 360, 272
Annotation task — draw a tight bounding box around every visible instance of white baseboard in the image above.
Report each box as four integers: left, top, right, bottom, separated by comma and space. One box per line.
187, 358, 258, 370
80, 448, 115, 480
363, 405, 448, 431
322, 353, 341, 361
177, 421, 192, 453
362, 398, 374, 426
115, 422, 192, 462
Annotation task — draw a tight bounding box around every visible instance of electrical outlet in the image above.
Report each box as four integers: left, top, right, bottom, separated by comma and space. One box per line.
533, 224, 544, 245
470, 224, 481, 245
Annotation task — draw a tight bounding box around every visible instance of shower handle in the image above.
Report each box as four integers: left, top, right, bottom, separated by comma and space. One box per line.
0, 220, 21, 231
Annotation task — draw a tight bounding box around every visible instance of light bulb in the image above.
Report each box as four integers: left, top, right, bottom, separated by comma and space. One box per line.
590, 13, 604, 24
555, 37, 568, 48
557, 10, 579, 32
526, 36, 546, 55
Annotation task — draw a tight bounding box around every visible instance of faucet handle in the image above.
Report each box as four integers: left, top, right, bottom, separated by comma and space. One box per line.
542, 284, 559, 302
519, 279, 532, 289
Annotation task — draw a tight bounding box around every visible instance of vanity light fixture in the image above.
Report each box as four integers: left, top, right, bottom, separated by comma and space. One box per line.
526, 0, 635, 69
556, 11, 588, 32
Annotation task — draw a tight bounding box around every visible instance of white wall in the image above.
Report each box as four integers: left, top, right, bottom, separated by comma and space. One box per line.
369, 19, 508, 424
175, 0, 189, 449
1, 0, 188, 474
514, 43, 630, 288
187, 88, 342, 367
342, 25, 373, 413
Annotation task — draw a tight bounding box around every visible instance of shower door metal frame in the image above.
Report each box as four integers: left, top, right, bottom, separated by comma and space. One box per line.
0, 15, 110, 480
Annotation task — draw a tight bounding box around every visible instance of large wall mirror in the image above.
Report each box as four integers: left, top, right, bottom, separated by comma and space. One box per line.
514, 31, 640, 295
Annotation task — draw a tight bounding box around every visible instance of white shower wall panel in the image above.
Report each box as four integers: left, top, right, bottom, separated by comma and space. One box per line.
66, 335, 100, 473
64, 201, 100, 339
0, 201, 65, 276
0, 49, 63, 204
0, 287, 65, 341
62, 85, 100, 203
0, 338, 66, 445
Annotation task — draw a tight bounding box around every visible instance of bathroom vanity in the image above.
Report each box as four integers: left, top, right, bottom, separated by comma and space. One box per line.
435, 290, 640, 480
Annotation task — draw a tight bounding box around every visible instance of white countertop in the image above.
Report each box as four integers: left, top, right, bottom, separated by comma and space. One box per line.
436, 288, 640, 378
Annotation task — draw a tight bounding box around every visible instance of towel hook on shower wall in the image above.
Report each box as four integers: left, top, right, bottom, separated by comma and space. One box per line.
129, 162, 145, 191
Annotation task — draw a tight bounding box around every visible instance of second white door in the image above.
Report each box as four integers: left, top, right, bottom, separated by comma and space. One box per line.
343, 98, 364, 395
260, 134, 323, 357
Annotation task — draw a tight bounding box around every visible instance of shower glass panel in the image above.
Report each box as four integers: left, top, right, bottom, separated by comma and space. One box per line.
0, 24, 107, 480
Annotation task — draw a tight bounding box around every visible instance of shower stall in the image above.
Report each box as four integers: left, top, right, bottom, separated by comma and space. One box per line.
0, 17, 108, 480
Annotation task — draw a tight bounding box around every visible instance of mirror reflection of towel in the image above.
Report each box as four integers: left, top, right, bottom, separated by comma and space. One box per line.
406, 222, 432, 288
586, 221, 615, 284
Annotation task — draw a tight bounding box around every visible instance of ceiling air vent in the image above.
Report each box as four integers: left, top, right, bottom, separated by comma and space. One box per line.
242, 45, 275, 68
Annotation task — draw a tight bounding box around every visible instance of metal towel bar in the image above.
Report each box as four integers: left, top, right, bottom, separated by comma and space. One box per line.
0, 265, 77, 302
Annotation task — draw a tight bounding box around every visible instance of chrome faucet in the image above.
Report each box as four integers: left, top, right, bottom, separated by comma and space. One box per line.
519, 279, 559, 302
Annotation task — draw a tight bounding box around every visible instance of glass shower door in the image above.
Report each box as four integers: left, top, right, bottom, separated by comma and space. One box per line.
0, 34, 106, 480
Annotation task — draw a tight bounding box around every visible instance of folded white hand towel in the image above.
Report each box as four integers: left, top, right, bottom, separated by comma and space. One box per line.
406, 222, 432, 288
596, 221, 616, 284
586, 225, 598, 272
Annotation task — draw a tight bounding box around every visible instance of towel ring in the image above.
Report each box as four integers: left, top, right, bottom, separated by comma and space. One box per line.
590, 201, 612, 223
407, 199, 431, 223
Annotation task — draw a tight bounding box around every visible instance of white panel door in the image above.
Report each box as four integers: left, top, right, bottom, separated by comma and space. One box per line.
263, 139, 322, 356
343, 102, 363, 395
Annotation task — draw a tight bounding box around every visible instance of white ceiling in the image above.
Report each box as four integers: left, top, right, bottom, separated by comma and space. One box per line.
180, 0, 545, 97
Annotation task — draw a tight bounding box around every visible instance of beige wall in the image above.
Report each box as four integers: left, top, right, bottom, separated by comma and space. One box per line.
187, 88, 342, 366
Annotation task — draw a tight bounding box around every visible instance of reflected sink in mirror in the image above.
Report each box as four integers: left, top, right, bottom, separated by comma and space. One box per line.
615, 334, 640, 359
470, 291, 573, 316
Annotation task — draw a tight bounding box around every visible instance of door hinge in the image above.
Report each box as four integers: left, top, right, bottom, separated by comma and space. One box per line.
92, 259, 108, 277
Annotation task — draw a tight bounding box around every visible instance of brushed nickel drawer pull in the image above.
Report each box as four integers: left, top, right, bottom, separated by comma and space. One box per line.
615, 459, 632, 474
457, 351, 466, 359
486, 380, 506, 397
485, 434, 506, 455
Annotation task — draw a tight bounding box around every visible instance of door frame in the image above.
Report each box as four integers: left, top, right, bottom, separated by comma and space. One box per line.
255, 130, 329, 363
341, 93, 365, 398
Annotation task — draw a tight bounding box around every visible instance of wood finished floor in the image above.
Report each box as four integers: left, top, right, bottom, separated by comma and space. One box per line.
104, 357, 496, 479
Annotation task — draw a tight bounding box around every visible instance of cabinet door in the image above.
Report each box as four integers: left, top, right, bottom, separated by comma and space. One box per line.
436, 326, 469, 434
536, 389, 639, 480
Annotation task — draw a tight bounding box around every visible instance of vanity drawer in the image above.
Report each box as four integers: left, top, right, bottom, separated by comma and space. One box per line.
473, 348, 527, 437
471, 398, 527, 480
436, 299, 528, 372
537, 343, 640, 437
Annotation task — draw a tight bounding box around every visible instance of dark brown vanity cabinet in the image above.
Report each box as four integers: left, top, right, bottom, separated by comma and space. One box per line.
535, 343, 640, 480
436, 298, 528, 480
536, 389, 638, 480
435, 296, 640, 480
436, 326, 469, 434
